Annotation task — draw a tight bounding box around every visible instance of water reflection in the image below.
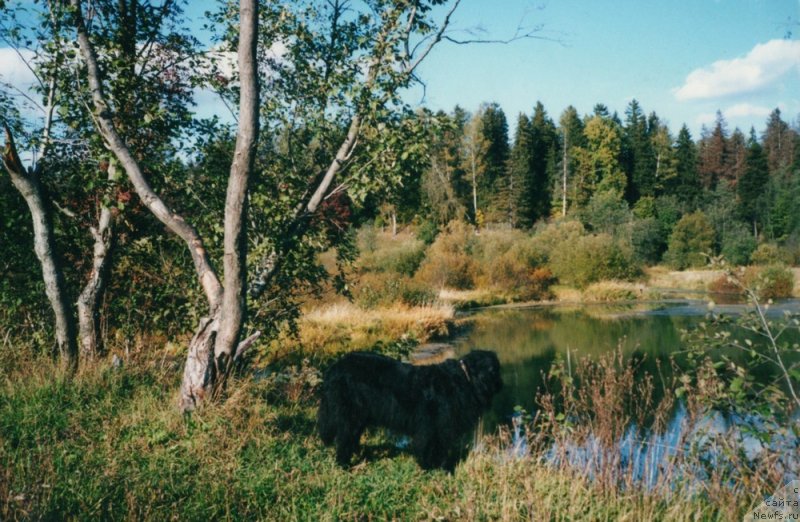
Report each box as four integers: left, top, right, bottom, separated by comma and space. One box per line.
454, 300, 800, 431
454, 299, 800, 485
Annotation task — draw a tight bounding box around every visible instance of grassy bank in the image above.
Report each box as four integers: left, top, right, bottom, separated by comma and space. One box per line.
0, 352, 744, 521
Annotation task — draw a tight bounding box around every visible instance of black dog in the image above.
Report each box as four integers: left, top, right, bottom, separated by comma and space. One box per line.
317, 350, 502, 471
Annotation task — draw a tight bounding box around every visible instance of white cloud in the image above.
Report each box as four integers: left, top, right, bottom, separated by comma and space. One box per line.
724, 103, 772, 119
674, 39, 800, 101
0, 47, 39, 89
694, 103, 779, 127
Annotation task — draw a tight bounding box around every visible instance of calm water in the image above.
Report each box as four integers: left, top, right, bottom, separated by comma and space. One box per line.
452, 299, 800, 430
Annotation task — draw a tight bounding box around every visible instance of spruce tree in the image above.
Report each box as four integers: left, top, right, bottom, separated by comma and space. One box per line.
737, 129, 770, 238
505, 114, 533, 227
670, 125, 702, 203
527, 102, 558, 224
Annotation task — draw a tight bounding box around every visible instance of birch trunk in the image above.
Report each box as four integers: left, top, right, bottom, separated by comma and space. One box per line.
2, 125, 78, 369
212, 0, 260, 373
76, 161, 119, 358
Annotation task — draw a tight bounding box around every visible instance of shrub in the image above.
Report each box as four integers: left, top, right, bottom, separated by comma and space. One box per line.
750, 243, 793, 266
415, 219, 439, 245
529, 220, 586, 263
486, 250, 555, 301
549, 233, 640, 288
579, 190, 631, 234
664, 211, 716, 269
354, 272, 437, 308
721, 223, 756, 266
707, 274, 744, 304
743, 264, 795, 300
414, 220, 479, 289
358, 236, 426, 276
628, 217, 665, 265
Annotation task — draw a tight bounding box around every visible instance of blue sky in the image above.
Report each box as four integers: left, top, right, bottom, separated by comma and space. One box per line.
2, 0, 798, 140
409, 0, 800, 137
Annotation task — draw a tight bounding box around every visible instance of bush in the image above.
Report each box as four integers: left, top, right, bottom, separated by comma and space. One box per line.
750, 243, 793, 266
580, 190, 631, 234
415, 219, 439, 245
354, 272, 437, 308
358, 236, 426, 276
414, 220, 479, 289
721, 223, 756, 266
529, 220, 586, 263
549, 233, 640, 288
664, 211, 716, 269
628, 217, 665, 265
743, 264, 795, 300
707, 274, 744, 304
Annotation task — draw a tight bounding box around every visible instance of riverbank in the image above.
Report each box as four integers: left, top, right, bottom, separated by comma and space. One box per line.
0, 353, 753, 520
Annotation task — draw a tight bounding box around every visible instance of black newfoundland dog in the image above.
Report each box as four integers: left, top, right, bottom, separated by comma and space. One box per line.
317, 350, 502, 472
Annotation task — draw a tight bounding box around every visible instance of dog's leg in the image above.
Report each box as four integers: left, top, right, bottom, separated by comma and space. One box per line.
335, 422, 364, 467
411, 426, 444, 471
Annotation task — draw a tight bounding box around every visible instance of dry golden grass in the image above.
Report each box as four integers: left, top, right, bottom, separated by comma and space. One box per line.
552, 285, 582, 302
645, 266, 725, 290
582, 280, 646, 302
270, 302, 455, 360
438, 288, 504, 307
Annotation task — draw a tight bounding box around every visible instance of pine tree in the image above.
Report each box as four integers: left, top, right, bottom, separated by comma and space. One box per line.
622, 99, 656, 202
697, 111, 729, 189
527, 101, 558, 224
504, 113, 533, 227
762, 108, 797, 176
737, 128, 769, 238
555, 106, 585, 216
480, 103, 510, 200
726, 128, 747, 186
669, 125, 702, 203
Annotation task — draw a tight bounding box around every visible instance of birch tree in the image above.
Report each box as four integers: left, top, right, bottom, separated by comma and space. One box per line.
67, 0, 466, 410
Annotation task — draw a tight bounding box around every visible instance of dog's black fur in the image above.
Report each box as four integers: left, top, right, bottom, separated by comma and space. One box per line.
317, 350, 502, 471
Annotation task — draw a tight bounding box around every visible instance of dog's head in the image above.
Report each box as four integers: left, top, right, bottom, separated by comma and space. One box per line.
461, 350, 502, 407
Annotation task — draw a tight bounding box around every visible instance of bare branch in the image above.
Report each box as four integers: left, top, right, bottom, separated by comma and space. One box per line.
233, 330, 261, 361
405, 0, 462, 75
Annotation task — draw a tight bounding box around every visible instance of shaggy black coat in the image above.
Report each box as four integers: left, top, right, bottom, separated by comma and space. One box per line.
317, 350, 502, 472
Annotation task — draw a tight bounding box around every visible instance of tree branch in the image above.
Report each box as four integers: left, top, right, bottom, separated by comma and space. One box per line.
68, 0, 222, 307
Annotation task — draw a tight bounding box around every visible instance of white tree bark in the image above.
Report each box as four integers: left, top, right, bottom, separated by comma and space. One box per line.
2, 125, 78, 369
76, 160, 119, 358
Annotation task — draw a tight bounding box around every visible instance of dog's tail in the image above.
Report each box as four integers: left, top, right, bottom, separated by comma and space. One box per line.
317, 382, 337, 445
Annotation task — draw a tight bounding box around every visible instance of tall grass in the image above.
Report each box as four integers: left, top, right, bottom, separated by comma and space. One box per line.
0, 347, 743, 521
529, 348, 788, 519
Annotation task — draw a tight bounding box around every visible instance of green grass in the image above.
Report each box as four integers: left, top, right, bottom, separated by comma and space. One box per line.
0, 353, 745, 521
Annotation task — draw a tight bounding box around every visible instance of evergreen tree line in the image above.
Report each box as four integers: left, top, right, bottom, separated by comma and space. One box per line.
397, 101, 800, 266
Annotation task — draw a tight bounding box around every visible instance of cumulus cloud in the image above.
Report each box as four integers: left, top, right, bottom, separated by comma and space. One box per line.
694, 103, 778, 127
0, 47, 38, 88
675, 39, 800, 101
724, 103, 772, 119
